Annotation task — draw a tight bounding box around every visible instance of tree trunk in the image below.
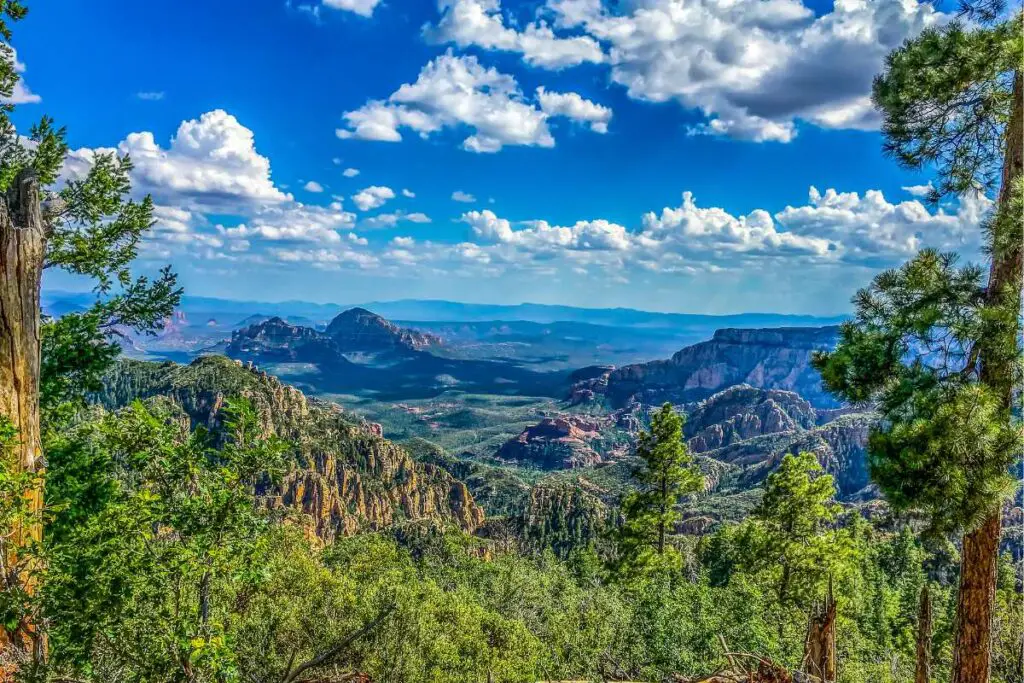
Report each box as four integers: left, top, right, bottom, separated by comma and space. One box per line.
0, 170, 45, 661
803, 579, 836, 683
658, 474, 666, 554
915, 584, 932, 683
953, 69, 1023, 683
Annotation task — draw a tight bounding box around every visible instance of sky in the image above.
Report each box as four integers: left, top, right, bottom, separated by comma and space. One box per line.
15, 0, 989, 315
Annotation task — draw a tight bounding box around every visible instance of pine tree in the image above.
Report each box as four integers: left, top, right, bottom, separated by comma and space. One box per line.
617, 403, 703, 572
814, 4, 1022, 680
752, 452, 844, 612
0, 1, 180, 661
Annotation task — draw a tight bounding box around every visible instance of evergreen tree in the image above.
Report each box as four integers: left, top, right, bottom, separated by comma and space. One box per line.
814, 4, 1021, 679
751, 452, 846, 612
617, 403, 703, 572
0, 0, 180, 661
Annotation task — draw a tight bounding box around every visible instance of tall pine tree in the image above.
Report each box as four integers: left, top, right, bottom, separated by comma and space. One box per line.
814, 5, 1022, 680
617, 403, 703, 573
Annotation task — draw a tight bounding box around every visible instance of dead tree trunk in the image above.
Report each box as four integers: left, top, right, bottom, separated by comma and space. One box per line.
0, 170, 45, 661
953, 69, 1023, 683
803, 580, 837, 683
915, 584, 932, 683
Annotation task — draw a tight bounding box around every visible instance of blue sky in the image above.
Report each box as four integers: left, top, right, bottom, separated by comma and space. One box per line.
18, 0, 985, 314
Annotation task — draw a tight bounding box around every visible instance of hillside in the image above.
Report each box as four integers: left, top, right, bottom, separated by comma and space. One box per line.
98, 356, 484, 540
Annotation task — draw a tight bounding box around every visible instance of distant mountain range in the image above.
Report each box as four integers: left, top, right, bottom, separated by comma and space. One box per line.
43, 290, 848, 372
222, 309, 565, 399
43, 290, 847, 330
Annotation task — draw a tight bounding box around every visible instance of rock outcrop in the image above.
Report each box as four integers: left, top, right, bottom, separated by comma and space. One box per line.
682, 386, 873, 497
684, 385, 818, 452
497, 415, 612, 469
98, 356, 484, 541
226, 317, 347, 365
569, 326, 840, 409
220, 308, 562, 399
324, 307, 442, 352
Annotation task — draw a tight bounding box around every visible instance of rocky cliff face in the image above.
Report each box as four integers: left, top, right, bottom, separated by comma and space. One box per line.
325, 307, 441, 352
684, 385, 818, 452
746, 413, 873, 496
98, 356, 484, 540
496, 415, 620, 469
681, 385, 873, 497
569, 326, 840, 409
226, 317, 347, 365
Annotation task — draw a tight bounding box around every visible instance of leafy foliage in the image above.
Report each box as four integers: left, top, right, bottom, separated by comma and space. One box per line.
41, 398, 287, 679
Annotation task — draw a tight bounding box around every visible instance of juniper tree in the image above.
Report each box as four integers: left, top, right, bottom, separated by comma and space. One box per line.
0, 1, 180, 660
814, 5, 1022, 681
617, 403, 703, 573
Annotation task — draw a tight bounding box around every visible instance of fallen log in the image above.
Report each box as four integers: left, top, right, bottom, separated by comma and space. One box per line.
669, 655, 823, 683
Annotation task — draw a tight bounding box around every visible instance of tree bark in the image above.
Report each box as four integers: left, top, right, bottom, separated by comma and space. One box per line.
0, 170, 45, 660
953, 69, 1023, 683
915, 584, 932, 683
803, 579, 836, 683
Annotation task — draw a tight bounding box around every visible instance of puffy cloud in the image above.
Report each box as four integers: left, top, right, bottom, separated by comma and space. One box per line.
352, 185, 396, 211
342, 167, 360, 177
452, 190, 476, 203
402, 188, 416, 198
337, 51, 609, 152
321, 0, 384, 18
304, 180, 325, 192
103, 109, 292, 208
639, 193, 834, 261
902, 181, 934, 198
217, 201, 357, 244
425, 0, 605, 70
270, 246, 379, 270
465, 210, 631, 252
152, 205, 195, 236
536, 87, 612, 133
55, 109, 391, 274
448, 187, 989, 276
2, 47, 40, 105
363, 210, 433, 228
774, 186, 989, 262
537, 0, 945, 142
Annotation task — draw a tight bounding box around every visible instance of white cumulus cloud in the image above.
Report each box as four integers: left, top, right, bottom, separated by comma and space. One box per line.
352, 185, 396, 211
536, 87, 612, 133
363, 210, 433, 228
321, 0, 384, 18
107, 109, 292, 209
337, 51, 610, 152
425, 0, 605, 69
2, 47, 40, 105
535, 0, 946, 142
